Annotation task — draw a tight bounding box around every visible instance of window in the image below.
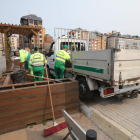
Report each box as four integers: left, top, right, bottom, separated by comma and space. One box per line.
39, 21, 42, 25
60, 42, 85, 51
32, 40, 34, 42
40, 40, 42, 43
23, 20, 28, 25
39, 36, 42, 38
34, 20, 38, 25
40, 31, 42, 34
132, 43, 138, 49
30, 19, 33, 23
40, 44, 42, 48
124, 45, 128, 49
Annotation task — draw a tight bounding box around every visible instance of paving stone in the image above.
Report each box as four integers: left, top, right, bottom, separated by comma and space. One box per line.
83, 93, 140, 139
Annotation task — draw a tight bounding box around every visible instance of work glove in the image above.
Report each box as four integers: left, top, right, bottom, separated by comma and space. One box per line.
30, 70, 33, 75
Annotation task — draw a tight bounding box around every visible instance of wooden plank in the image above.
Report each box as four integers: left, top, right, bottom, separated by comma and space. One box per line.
4, 33, 9, 71
0, 79, 78, 89
0, 80, 48, 88
0, 90, 78, 116
0, 82, 78, 100
3, 74, 13, 85
0, 106, 79, 132
0, 93, 79, 108
35, 35, 37, 46
0, 101, 79, 124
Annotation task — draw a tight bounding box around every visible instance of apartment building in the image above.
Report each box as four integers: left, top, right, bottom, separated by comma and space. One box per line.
107, 34, 140, 49
89, 32, 107, 50
9, 35, 19, 49
44, 34, 53, 50
0, 33, 5, 50
101, 35, 107, 50
68, 28, 90, 40
19, 14, 43, 49
68, 28, 107, 50
105, 30, 121, 36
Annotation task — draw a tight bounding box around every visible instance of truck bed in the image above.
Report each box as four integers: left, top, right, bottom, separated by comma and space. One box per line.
72, 49, 140, 86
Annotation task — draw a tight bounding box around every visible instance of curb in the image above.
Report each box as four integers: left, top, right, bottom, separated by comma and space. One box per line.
80, 102, 140, 140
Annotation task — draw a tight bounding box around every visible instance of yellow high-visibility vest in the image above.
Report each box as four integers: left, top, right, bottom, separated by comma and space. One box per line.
56, 50, 71, 63
29, 52, 46, 66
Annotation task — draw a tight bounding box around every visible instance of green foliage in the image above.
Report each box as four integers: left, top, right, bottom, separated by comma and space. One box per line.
6, 32, 12, 69
2, 71, 6, 74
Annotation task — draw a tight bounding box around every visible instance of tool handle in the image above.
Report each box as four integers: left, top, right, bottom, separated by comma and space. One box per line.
27, 74, 54, 81
44, 56, 56, 122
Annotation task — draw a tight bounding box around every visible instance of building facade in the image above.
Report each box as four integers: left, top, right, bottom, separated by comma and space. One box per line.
19, 14, 43, 49
68, 28, 90, 41
89, 32, 107, 50
9, 35, 19, 50
68, 28, 107, 50
44, 34, 53, 51
107, 35, 140, 50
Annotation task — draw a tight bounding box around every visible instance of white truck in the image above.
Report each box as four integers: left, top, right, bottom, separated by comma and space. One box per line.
46, 28, 140, 100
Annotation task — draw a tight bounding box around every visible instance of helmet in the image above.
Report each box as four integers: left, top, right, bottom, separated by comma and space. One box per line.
63, 45, 68, 49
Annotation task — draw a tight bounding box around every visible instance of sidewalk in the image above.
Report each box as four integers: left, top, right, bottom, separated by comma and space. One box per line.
0, 112, 111, 140
81, 92, 140, 140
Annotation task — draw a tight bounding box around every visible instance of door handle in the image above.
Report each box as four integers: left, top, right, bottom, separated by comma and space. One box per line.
53, 59, 55, 61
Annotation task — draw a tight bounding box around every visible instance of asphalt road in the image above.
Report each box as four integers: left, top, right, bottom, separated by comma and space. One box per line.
0, 52, 6, 73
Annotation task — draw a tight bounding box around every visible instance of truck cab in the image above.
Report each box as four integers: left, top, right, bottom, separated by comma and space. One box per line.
47, 38, 88, 75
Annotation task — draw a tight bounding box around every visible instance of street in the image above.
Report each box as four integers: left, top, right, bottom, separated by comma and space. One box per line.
0, 52, 6, 74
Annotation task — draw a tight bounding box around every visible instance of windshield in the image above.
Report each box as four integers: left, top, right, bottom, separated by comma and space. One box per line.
60, 42, 85, 51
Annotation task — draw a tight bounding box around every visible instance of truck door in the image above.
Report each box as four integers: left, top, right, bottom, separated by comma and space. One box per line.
47, 42, 55, 74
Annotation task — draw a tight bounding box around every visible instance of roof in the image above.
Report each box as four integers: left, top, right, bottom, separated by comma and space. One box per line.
45, 34, 50, 37
75, 27, 83, 30
0, 23, 42, 38
10, 35, 18, 37
45, 34, 52, 37
21, 14, 42, 21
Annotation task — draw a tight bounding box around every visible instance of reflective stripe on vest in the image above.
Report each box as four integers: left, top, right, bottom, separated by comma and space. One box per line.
56, 55, 66, 60
55, 59, 65, 63
56, 50, 67, 63
30, 53, 44, 66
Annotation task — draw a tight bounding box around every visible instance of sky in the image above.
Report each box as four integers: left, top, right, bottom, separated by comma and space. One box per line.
0, 0, 140, 37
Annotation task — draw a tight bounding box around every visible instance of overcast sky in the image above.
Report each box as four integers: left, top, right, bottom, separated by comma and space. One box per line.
0, 0, 140, 37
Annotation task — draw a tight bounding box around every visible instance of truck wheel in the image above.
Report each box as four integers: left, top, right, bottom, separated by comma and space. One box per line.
78, 78, 93, 101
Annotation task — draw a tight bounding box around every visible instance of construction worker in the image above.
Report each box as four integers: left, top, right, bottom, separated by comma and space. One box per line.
55, 45, 72, 79
14, 48, 31, 70
29, 46, 46, 81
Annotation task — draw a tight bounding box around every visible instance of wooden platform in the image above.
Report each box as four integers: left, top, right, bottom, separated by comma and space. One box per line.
0, 78, 79, 135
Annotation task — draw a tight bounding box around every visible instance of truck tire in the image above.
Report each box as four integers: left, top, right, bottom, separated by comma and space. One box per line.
78, 78, 94, 101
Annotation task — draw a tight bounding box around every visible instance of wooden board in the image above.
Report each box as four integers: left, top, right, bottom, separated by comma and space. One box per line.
0, 79, 79, 135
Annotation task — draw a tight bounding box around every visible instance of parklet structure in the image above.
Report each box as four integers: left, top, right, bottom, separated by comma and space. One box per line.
0, 23, 42, 70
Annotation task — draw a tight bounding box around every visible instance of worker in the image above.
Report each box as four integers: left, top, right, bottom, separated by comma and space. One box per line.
14, 48, 31, 70
55, 45, 72, 79
29, 46, 47, 81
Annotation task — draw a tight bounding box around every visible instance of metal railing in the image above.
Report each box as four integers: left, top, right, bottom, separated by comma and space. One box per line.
54, 28, 96, 51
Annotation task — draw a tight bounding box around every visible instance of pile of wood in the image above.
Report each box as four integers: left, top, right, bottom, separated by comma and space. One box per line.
0, 78, 79, 135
